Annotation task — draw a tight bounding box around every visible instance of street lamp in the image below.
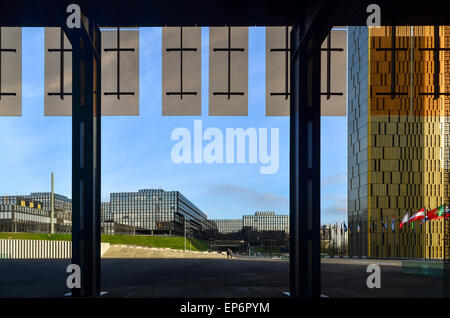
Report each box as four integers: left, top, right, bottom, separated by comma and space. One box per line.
170, 205, 175, 236
156, 196, 162, 234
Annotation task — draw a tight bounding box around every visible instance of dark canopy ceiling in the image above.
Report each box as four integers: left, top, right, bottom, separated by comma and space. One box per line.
0, 0, 449, 27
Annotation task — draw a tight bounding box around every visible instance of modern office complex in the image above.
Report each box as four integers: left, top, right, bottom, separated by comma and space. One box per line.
1, 187, 290, 252
213, 219, 243, 234
212, 212, 289, 234
211, 212, 289, 252
104, 189, 216, 238
348, 26, 450, 259
0, 194, 72, 233
101, 202, 111, 222
243, 211, 289, 234
22, 192, 72, 215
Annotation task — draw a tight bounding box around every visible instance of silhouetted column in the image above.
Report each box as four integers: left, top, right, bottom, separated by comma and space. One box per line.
64, 17, 102, 297
290, 22, 324, 297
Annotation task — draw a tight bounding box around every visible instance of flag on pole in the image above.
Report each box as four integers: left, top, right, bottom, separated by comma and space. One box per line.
409, 209, 425, 223
420, 215, 427, 225
343, 222, 347, 232
391, 215, 395, 232
399, 212, 409, 229
357, 224, 361, 234
428, 205, 444, 220
445, 207, 450, 218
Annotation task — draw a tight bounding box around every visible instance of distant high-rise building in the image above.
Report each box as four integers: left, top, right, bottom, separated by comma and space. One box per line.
348, 26, 450, 259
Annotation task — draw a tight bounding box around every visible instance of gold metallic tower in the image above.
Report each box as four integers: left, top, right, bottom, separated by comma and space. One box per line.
348, 26, 449, 259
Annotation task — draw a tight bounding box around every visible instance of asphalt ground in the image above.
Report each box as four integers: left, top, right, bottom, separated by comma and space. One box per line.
0, 257, 443, 298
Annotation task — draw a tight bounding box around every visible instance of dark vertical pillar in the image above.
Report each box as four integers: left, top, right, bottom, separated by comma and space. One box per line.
290, 22, 322, 297
65, 18, 102, 297
445, 212, 450, 297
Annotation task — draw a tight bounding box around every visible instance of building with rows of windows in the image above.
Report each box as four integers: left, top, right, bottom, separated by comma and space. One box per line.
213, 219, 244, 234
103, 189, 216, 238
348, 26, 450, 259
0, 194, 72, 233
243, 211, 289, 233
211, 212, 290, 253
212, 212, 289, 234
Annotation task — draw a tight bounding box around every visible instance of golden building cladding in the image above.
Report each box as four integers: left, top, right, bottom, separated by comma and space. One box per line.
350, 26, 449, 259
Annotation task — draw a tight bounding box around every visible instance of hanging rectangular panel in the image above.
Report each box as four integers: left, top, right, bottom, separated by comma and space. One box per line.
44, 27, 72, 116
0, 27, 22, 116
320, 29, 347, 116
266, 26, 291, 116
162, 27, 201, 116
209, 27, 248, 116
101, 28, 139, 116
265, 28, 347, 116
45, 27, 139, 116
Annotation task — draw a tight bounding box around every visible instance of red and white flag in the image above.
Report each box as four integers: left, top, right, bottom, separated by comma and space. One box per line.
399, 212, 409, 229
409, 209, 425, 222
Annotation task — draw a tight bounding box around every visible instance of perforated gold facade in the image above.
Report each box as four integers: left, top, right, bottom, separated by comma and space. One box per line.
348, 26, 450, 259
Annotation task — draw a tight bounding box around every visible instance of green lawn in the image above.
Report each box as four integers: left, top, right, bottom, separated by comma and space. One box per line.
0, 232, 210, 252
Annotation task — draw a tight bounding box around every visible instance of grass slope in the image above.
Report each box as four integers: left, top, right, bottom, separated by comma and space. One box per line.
0, 232, 210, 252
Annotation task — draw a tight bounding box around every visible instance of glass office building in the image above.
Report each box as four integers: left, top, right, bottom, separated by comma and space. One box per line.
212, 219, 243, 234
213, 212, 289, 234
21, 192, 72, 214
107, 189, 216, 237
0, 194, 72, 233
243, 212, 289, 233
101, 202, 111, 222
212, 212, 290, 252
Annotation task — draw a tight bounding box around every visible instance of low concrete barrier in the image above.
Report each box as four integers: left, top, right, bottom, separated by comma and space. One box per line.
401, 260, 443, 277
103, 244, 227, 259
0, 239, 111, 259
321, 258, 402, 266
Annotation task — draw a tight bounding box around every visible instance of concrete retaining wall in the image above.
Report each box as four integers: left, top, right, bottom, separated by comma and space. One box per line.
103, 244, 227, 259
0, 239, 110, 259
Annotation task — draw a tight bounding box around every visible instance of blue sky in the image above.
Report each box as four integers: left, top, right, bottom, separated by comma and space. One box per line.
0, 27, 347, 224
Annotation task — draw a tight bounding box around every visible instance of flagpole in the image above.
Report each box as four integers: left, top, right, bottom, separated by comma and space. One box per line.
340, 223, 342, 257
359, 218, 361, 257
423, 208, 427, 260
393, 215, 396, 259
